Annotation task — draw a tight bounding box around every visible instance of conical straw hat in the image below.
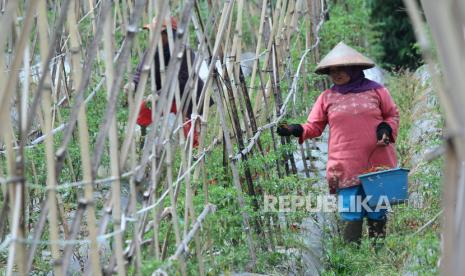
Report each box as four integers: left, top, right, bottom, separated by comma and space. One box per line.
315, 42, 375, 74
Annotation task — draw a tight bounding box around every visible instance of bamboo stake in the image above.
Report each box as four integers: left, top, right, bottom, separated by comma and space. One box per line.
298, 3, 313, 177
0, 185, 9, 239
2, 110, 17, 276
249, 0, 268, 99
54, 0, 106, 178
228, 0, 253, 138
1, 13, 26, 268
142, 2, 168, 260
25, 1, 64, 274
102, 5, 126, 275
53, 63, 78, 184
223, 5, 234, 63
118, 0, 168, 165
0, 0, 18, 111
87, 0, 97, 37
195, 2, 234, 182
222, 69, 262, 219
120, 0, 129, 29
216, 3, 263, 220
194, 0, 258, 265
6, 183, 23, 276
25, 200, 49, 273
36, 3, 69, 246
270, 43, 290, 175
252, 0, 282, 116
257, 60, 283, 178
11, 9, 29, 276
274, 0, 289, 67
178, 45, 206, 275
21, 0, 71, 151
61, 201, 85, 273
91, 0, 146, 177
165, 86, 188, 275
165, 142, 186, 275
2, 2, 63, 274
213, 74, 258, 266
148, 92, 161, 261
190, 5, 214, 189
65, 0, 102, 274
170, 204, 216, 260
406, 1, 465, 274
129, 100, 143, 275
191, 4, 222, 258
290, 2, 311, 178
272, 0, 297, 174
308, 0, 323, 91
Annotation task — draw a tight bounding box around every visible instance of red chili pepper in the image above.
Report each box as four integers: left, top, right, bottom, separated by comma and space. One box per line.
361, 165, 391, 174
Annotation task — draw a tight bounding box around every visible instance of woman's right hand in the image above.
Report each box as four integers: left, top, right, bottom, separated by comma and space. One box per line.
376, 133, 390, 146
376, 122, 392, 146
277, 123, 303, 137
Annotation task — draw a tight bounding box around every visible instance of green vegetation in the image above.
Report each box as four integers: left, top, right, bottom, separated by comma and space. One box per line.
368, 0, 423, 69
320, 0, 383, 62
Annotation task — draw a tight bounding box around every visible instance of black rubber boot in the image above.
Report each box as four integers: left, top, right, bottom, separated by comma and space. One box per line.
343, 220, 363, 245
368, 219, 386, 250
367, 219, 386, 239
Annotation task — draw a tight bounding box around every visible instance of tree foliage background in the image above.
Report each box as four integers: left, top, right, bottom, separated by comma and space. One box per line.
368, 0, 423, 69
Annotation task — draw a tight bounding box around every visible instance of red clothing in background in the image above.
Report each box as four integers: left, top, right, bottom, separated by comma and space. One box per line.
183, 120, 199, 148
136, 101, 153, 127
136, 100, 199, 147
136, 100, 177, 127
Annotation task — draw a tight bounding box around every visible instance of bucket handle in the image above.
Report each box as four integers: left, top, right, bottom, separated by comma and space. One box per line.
366, 145, 388, 169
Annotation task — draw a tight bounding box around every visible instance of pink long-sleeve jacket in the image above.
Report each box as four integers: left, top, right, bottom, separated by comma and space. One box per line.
299, 87, 399, 193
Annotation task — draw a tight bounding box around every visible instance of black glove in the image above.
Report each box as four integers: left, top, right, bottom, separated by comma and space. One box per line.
376, 122, 392, 144
277, 124, 303, 137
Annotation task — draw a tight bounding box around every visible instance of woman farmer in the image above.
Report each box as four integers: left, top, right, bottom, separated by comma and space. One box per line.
277, 42, 399, 244
134, 17, 212, 148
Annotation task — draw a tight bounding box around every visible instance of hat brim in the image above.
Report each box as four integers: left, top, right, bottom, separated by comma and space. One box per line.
315, 63, 375, 75
143, 24, 170, 31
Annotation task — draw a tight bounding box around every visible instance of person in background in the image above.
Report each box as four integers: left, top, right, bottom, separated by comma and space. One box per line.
277, 42, 400, 245
134, 16, 210, 148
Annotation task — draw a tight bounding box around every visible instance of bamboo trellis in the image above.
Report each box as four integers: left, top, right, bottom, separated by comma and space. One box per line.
0, 0, 329, 275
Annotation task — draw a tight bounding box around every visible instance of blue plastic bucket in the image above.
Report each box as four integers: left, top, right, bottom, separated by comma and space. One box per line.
358, 168, 409, 207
